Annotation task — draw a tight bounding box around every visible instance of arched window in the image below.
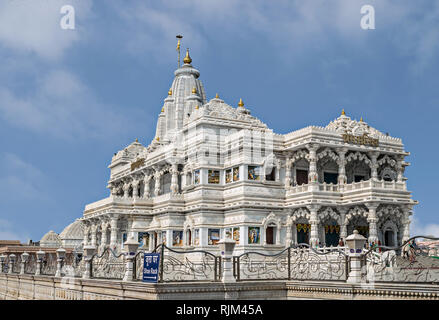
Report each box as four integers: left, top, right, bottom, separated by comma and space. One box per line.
266, 223, 276, 245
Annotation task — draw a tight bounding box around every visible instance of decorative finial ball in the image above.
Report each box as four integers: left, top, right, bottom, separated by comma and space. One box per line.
168, 89, 172, 96
192, 87, 197, 94
195, 105, 199, 110
238, 98, 244, 107
360, 116, 363, 122
161, 107, 164, 113
183, 49, 192, 64
135, 138, 138, 142
341, 109, 346, 116
215, 93, 219, 99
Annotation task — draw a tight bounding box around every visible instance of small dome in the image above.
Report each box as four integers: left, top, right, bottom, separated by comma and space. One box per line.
40, 230, 61, 248
59, 219, 83, 241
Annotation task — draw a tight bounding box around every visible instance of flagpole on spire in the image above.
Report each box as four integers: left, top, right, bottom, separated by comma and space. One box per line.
176, 35, 183, 68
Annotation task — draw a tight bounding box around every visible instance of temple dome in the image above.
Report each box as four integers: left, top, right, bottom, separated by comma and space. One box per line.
59, 219, 83, 241
40, 230, 61, 248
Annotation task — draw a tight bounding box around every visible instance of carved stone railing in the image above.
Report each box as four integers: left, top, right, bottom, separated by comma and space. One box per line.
287, 179, 406, 195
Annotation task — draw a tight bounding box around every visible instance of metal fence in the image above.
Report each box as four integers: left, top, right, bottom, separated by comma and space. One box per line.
2, 235, 439, 285
133, 244, 221, 282
91, 248, 125, 280
233, 244, 349, 281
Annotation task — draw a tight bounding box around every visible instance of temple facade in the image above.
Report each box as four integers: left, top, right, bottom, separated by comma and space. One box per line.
77, 50, 417, 254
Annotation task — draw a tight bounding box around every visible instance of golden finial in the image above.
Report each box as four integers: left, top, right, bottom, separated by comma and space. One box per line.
341, 109, 346, 116
360, 116, 363, 122
168, 88, 172, 96
215, 93, 219, 99
195, 105, 199, 110
135, 138, 138, 142
192, 87, 197, 94
183, 48, 192, 64
238, 98, 244, 107
161, 107, 164, 113
156, 137, 160, 141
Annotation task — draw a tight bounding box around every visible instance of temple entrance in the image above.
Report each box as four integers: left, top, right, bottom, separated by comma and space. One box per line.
296, 224, 310, 244
384, 230, 395, 247
324, 225, 340, 247
296, 170, 308, 185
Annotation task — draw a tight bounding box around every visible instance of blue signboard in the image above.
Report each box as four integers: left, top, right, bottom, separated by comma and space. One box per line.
143, 253, 160, 283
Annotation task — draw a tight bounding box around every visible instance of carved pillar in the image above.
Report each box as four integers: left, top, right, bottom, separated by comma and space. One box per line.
132, 180, 139, 200
337, 148, 347, 185
285, 159, 291, 188
8, 254, 16, 274
154, 171, 162, 196
110, 216, 119, 249
275, 159, 280, 181
90, 223, 97, 247
338, 207, 348, 241
82, 221, 90, 247
366, 203, 379, 244
170, 164, 179, 195
148, 232, 155, 251
402, 206, 412, 244
20, 253, 29, 275
369, 151, 379, 181
143, 175, 151, 198
100, 221, 108, 251
396, 157, 405, 182
307, 205, 321, 247
285, 216, 293, 246
109, 183, 118, 198
307, 144, 319, 184
123, 182, 130, 199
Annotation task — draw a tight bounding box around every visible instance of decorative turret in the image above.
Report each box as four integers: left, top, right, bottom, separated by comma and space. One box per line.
237, 98, 250, 114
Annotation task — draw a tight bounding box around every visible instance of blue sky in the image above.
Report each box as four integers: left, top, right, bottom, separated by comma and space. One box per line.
0, 0, 438, 241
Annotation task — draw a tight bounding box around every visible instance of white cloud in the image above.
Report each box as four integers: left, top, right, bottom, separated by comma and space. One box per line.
112, 1, 439, 72
0, 219, 30, 242
0, 69, 138, 140
0, 0, 93, 60
0, 153, 47, 201
410, 216, 439, 238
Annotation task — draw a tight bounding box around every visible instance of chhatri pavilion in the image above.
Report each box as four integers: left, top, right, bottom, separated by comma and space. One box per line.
65, 48, 417, 255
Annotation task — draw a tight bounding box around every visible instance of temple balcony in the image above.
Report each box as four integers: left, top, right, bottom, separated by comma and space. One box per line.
285, 179, 413, 205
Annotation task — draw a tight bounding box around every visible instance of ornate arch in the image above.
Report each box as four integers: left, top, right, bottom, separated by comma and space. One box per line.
318, 207, 341, 225
262, 212, 281, 229
377, 155, 397, 167
377, 205, 403, 220
288, 207, 311, 225
317, 148, 339, 162
346, 151, 371, 165
345, 206, 368, 224
289, 149, 310, 165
